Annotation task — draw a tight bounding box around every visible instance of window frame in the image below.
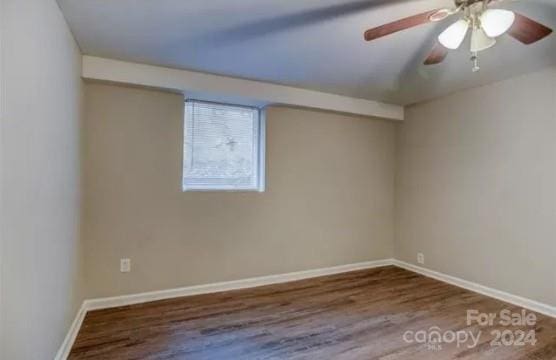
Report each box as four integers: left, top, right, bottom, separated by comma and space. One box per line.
182, 99, 266, 192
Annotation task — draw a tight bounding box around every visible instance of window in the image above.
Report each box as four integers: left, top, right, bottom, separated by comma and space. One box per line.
183, 100, 265, 191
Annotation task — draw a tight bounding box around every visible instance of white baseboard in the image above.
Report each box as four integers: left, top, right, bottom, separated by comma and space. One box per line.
84, 259, 393, 311
392, 259, 556, 318
56, 257, 555, 359
54, 302, 87, 360
55, 259, 392, 359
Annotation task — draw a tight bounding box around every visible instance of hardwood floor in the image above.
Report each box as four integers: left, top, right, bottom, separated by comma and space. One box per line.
69, 266, 556, 359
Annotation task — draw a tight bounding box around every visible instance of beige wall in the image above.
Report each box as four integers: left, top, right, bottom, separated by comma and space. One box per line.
0, 0, 84, 359
82, 83, 397, 298
396, 67, 556, 306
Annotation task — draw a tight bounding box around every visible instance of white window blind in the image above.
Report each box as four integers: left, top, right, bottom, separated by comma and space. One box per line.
183, 100, 264, 191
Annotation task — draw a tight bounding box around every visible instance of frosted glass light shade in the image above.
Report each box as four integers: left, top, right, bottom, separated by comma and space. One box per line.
481, 9, 515, 38
438, 19, 469, 49
470, 28, 496, 52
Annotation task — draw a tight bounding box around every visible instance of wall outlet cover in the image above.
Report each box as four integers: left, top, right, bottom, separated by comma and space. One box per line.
417, 253, 425, 265
120, 258, 131, 273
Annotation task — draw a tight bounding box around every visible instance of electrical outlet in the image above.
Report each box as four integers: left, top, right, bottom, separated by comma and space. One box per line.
417, 253, 425, 265
120, 258, 131, 273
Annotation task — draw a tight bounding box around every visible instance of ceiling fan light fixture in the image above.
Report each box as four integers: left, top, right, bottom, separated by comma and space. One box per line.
470, 27, 496, 52
438, 19, 469, 49
481, 9, 515, 37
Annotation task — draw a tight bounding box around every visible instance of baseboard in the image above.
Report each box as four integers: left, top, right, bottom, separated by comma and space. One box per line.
54, 302, 87, 360
84, 259, 394, 311
56, 257, 555, 359
55, 259, 392, 358
392, 259, 556, 318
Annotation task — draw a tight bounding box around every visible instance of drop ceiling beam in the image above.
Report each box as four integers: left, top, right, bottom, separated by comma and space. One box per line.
82, 56, 404, 121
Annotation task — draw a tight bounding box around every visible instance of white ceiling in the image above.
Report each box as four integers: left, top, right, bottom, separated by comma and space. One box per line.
58, 0, 556, 105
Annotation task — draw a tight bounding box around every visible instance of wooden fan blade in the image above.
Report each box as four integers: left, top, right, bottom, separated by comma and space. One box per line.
364, 9, 442, 41
424, 42, 449, 65
508, 13, 552, 45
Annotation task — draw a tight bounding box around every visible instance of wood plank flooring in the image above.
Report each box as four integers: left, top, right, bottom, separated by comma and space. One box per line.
69, 266, 556, 359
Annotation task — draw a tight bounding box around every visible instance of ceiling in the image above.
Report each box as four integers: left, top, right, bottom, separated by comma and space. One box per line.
58, 0, 556, 106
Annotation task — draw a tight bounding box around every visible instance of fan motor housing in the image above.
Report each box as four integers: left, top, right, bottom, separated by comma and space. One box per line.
455, 0, 484, 7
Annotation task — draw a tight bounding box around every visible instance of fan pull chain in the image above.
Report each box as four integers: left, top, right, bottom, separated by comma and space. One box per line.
471, 52, 480, 72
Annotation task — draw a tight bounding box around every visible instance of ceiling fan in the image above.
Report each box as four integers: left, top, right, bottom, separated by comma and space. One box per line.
363, 0, 553, 71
